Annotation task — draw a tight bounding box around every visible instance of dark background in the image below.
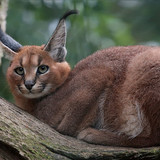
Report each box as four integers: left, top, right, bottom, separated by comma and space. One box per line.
1, 0, 160, 102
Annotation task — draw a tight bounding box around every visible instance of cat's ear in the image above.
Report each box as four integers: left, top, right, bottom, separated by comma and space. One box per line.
0, 42, 17, 60
44, 10, 78, 62
0, 27, 22, 60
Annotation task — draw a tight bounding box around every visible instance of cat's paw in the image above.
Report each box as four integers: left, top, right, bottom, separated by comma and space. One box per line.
77, 128, 97, 143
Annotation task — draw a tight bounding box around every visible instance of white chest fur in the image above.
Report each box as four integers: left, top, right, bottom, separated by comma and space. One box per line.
120, 100, 151, 138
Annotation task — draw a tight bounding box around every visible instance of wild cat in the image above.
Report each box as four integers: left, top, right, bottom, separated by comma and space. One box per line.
0, 10, 160, 147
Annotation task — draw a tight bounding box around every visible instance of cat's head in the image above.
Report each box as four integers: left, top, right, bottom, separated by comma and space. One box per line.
6, 45, 71, 99
0, 10, 77, 99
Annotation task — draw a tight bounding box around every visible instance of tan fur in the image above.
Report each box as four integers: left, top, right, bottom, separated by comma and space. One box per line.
6, 44, 160, 147
7, 46, 71, 112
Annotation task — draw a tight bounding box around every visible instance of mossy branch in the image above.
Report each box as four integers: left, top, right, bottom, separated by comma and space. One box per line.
0, 97, 160, 160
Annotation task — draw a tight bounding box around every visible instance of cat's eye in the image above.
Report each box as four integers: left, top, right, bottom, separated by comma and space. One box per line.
14, 67, 24, 75
37, 65, 49, 74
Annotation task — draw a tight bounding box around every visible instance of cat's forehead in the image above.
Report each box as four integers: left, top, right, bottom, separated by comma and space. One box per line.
21, 54, 42, 66
14, 46, 52, 65
19, 46, 45, 56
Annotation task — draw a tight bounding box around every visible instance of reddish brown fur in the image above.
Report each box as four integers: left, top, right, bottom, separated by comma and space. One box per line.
6, 44, 160, 147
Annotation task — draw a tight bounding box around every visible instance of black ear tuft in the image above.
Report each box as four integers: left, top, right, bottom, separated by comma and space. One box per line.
60, 10, 78, 21
0, 27, 22, 52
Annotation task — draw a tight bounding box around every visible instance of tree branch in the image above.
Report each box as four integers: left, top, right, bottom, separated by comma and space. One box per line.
0, 0, 8, 64
0, 97, 160, 160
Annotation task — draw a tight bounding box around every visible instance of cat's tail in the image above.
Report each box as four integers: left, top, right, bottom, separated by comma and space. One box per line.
0, 26, 22, 52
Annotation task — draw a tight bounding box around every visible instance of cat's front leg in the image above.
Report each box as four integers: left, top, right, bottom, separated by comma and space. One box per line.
56, 68, 114, 136
56, 89, 98, 136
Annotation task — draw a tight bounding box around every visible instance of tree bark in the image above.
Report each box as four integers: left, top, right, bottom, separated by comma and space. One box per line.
0, 0, 8, 65
0, 97, 160, 160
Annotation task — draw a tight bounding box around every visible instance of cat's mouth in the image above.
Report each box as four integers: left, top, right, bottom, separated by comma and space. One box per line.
17, 84, 51, 99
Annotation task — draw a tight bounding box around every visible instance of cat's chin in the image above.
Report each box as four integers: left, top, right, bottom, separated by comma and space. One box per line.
22, 92, 47, 99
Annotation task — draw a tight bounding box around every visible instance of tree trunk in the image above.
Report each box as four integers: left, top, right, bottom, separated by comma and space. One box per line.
0, 0, 8, 65
0, 97, 160, 160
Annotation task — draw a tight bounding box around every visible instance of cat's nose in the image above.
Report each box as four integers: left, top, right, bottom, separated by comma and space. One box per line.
25, 80, 35, 90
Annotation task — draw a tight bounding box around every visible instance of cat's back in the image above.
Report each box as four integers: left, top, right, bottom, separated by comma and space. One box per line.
71, 45, 152, 77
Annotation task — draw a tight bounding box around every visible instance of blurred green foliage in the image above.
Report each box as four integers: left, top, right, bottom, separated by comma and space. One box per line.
1, 0, 160, 102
